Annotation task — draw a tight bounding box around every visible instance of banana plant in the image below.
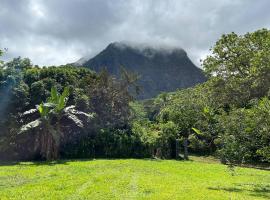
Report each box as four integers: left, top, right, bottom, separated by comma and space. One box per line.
19, 86, 94, 160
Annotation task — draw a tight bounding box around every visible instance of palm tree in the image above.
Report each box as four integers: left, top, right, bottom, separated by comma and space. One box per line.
19, 86, 94, 160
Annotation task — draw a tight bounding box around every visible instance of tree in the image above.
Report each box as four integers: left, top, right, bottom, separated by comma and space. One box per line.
201, 28, 270, 165
6, 57, 32, 70
19, 86, 94, 160
0, 49, 3, 66
84, 68, 138, 129
217, 98, 270, 164
203, 28, 270, 107
159, 88, 205, 159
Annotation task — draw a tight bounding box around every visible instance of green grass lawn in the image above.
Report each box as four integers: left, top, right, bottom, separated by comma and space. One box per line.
0, 158, 269, 200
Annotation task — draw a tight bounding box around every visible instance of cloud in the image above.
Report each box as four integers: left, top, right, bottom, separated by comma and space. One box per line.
0, 0, 270, 66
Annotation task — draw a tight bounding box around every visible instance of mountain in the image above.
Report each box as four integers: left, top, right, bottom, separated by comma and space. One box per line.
76, 42, 206, 99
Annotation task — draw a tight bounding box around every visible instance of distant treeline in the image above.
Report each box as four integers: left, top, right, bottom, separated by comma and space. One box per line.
0, 28, 270, 165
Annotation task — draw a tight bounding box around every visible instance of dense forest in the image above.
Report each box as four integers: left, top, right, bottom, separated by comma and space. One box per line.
0, 28, 270, 166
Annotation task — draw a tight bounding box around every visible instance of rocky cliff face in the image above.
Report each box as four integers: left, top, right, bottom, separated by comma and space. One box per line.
77, 42, 206, 99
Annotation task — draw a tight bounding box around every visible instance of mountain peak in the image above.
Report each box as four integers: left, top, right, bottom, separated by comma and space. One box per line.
76, 42, 206, 99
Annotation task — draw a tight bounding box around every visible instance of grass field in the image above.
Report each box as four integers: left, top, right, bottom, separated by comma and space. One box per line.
0, 157, 269, 200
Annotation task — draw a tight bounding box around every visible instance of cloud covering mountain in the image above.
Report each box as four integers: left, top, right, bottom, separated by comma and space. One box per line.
80, 42, 206, 99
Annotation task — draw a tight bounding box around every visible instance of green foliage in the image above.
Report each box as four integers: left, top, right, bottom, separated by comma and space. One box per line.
130, 101, 160, 155
0, 49, 3, 66
218, 98, 270, 164
38, 103, 50, 119
199, 28, 270, 164
19, 86, 93, 160
0, 59, 142, 160
157, 87, 206, 159
1, 29, 270, 165
203, 28, 270, 107
138, 29, 270, 164
47, 86, 70, 113
191, 127, 203, 136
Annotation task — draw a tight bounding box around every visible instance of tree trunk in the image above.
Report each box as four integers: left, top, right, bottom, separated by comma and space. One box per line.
40, 130, 48, 160
46, 134, 53, 160
183, 136, 189, 160
40, 128, 58, 161
155, 147, 162, 158
175, 139, 180, 159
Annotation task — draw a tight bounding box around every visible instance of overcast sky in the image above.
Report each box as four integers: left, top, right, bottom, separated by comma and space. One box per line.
0, 0, 270, 67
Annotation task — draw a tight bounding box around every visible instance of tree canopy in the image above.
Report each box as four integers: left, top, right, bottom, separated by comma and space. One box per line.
1, 29, 270, 165
203, 28, 270, 107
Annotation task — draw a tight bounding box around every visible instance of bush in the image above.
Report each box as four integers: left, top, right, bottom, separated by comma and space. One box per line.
217, 98, 270, 164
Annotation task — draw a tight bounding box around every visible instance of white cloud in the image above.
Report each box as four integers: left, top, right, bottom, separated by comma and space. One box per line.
0, 0, 269, 66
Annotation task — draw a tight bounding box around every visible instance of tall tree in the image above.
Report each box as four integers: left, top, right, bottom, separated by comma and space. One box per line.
159, 88, 205, 159
203, 28, 270, 107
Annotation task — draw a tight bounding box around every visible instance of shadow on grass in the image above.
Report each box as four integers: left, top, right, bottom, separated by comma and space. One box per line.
208, 183, 270, 199
0, 158, 96, 166
0, 157, 193, 166
0, 156, 199, 166
140, 157, 194, 162
0, 160, 68, 166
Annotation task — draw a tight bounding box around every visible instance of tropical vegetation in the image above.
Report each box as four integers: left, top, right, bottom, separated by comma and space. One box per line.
0, 28, 270, 168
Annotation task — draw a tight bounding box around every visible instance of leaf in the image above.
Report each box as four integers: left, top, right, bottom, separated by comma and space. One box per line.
22, 108, 37, 116
73, 110, 95, 118
19, 119, 42, 134
66, 113, 84, 127
49, 87, 59, 103
57, 95, 66, 112
56, 87, 70, 112
43, 102, 56, 108
38, 103, 52, 118
64, 105, 95, 127
64, 106, 95, 119
64, 105, 76, 111
192, 127, 204, 136
38, 103, 44, 115
203, 107, 210, 114
62, 86, 70, 99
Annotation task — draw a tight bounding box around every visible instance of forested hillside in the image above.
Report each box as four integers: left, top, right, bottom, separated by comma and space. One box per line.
0, 29, 270, 166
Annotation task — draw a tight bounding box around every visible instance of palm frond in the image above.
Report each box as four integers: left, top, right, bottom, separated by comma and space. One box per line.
22, 108, 37, 116
38, 103, 53, 118
62, 87, 70, 99
19, 119, 42, 134
56, 87, 69, 112
64, 105, 95, 127
191, 127, 204, 136
43, 102, 56, 107
64, 105, 76, 111
66, 113, 84, 127
48, 87, 59, 103
64, 106, 95, 118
